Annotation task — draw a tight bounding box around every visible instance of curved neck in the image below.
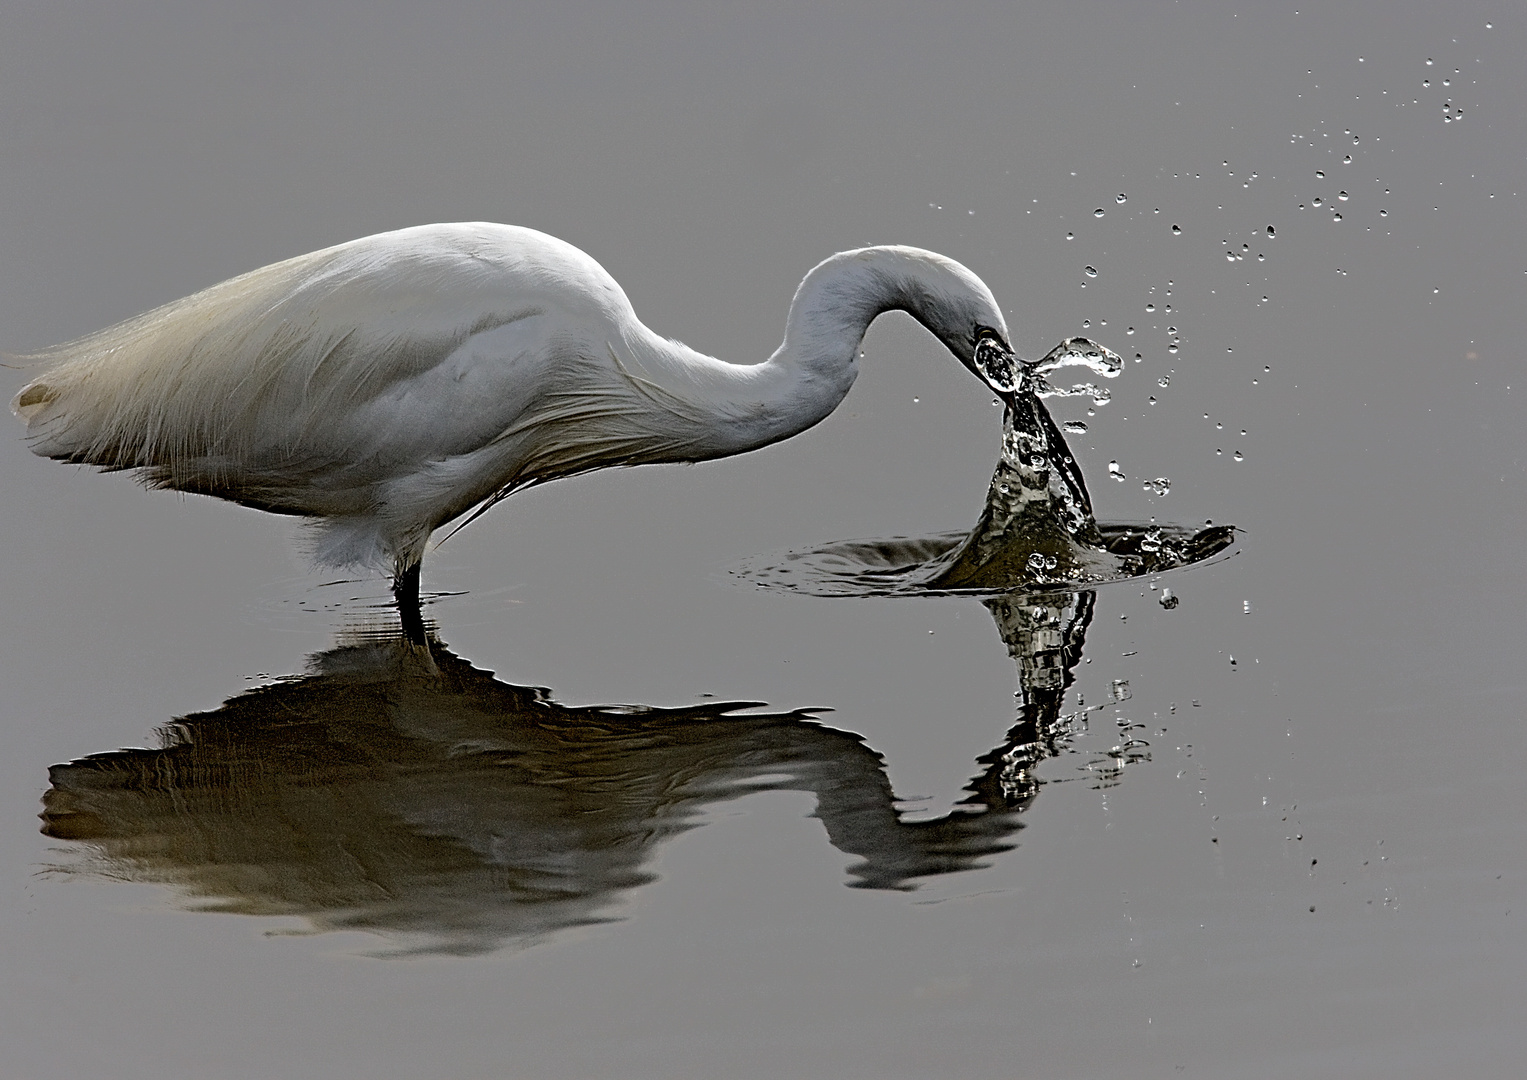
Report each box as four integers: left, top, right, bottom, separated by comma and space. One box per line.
760, 246, 998, 437
610, 247, 1001, 464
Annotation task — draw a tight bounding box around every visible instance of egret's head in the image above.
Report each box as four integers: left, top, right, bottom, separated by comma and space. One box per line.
857, 246, 1017, 395
787, 245, 1017, 397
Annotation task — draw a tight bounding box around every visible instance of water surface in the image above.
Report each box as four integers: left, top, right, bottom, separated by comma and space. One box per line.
4, 5, 1525, 1078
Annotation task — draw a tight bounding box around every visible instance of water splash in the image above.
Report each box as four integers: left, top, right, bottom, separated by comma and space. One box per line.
734, 336, 1233, 597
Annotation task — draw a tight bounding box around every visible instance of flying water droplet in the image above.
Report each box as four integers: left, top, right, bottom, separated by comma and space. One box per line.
1142, 477, 1171, 497
1158, 589, 1179, 609
1108, 460, 1126, 482
1171, 224, 1182, 235
1063, 420, 1089, 434
1157, 375, 1171, 388
1094, 208, 1106, 218
1085, 266, 1099, 277
1116, 193, 1127, 204
1338, 191, 1349, 201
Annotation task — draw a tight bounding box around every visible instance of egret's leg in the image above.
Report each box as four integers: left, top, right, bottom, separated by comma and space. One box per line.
394, 561, 426, 644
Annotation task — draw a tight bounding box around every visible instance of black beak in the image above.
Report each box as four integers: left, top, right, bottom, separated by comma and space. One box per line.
972, 334, 1019, 395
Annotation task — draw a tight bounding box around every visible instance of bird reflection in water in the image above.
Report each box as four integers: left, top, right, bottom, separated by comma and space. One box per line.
40, 337, 1232, 955
40, 600, 1091, 956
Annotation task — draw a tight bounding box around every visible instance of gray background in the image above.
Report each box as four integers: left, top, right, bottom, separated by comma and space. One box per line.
2, 2, 1524, 1077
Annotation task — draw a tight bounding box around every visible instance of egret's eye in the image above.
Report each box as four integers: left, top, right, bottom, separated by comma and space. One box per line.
972, 325, 1004, 349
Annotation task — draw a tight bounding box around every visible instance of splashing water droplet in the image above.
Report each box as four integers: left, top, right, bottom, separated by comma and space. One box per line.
1031, 338, 1124, 382
1142, 477, 1172, 497
1108, 461, 1126, 482
1159, 589, 1179, 609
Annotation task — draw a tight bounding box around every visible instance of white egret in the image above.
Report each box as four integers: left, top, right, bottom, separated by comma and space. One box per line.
13, 223, 1019, 611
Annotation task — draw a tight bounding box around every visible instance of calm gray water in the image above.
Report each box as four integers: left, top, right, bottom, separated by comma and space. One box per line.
3, 4, 1524, 1077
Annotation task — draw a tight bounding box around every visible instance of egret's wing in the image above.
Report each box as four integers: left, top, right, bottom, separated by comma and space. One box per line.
12, 224, 615, 487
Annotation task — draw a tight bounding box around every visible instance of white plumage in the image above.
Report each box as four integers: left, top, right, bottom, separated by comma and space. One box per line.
13, 223, 1015, 607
